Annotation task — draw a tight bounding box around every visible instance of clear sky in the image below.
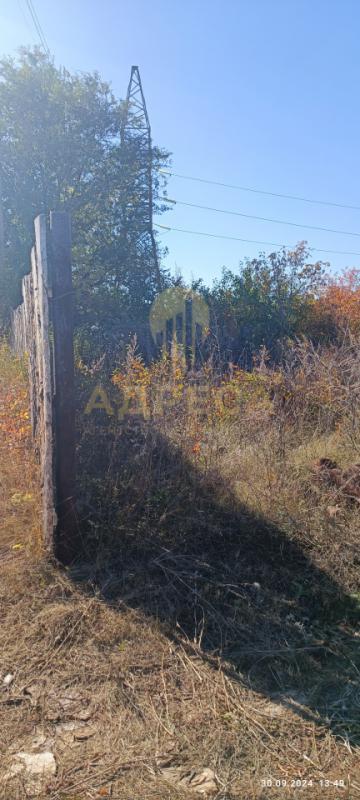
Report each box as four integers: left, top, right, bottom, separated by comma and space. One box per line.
2, 0, 360, 285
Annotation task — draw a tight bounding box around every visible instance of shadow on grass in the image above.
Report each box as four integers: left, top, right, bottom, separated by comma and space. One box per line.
68, 416, 360, 747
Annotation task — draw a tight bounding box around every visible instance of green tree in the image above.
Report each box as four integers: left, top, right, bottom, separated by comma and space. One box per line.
0, 48, 170, 353
209, 242, 328, 365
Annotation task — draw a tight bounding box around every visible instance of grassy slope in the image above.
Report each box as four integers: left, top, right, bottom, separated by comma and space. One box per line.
1, 344, 360, 800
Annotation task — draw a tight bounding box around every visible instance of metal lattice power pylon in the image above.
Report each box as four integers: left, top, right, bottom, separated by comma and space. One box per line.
121, 66, 163, 292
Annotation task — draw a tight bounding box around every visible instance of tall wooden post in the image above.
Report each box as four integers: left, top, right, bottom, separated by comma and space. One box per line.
50, 211, 77, 563
0, 173, 5, 292
34, 216, 54, 547
0, 174, 5, 275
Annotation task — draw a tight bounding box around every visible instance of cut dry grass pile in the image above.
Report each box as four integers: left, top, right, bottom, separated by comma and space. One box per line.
1, 340, 360, 799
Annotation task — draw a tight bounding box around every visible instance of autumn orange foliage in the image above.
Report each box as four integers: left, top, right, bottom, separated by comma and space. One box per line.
0, 343, 32, 449
0, 341, 41, 556
314, 269, 360, 335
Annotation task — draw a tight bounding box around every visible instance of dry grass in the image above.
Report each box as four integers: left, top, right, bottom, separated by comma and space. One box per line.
0, 343, 42, 557
1, 341, 360, 799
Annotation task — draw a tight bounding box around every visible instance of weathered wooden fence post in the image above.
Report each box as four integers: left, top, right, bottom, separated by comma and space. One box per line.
50, 211, 78, 563
12, 210, 77, 562
0, 173, 5, 280
33, 215, 54, 548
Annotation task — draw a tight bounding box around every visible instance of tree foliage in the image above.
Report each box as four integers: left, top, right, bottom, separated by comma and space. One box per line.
1, 49, 355, 366
311, 269, 360, 337
206, 242, 328, 365
0, 48, 170, 352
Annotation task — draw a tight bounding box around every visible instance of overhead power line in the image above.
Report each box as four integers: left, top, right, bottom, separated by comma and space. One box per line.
159, 169, 360, 212
25, 0, 50, 56
154, 222, 360, 258
161, 196, 360, 239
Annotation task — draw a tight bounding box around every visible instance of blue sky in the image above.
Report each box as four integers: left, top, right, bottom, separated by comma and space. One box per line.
2, 0, 360, 284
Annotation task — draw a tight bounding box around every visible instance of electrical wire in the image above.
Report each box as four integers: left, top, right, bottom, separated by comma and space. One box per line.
154, 222, 360, 258
159, 169, 360, 212
25, 0, 50, 56
160, 196, 360, 239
